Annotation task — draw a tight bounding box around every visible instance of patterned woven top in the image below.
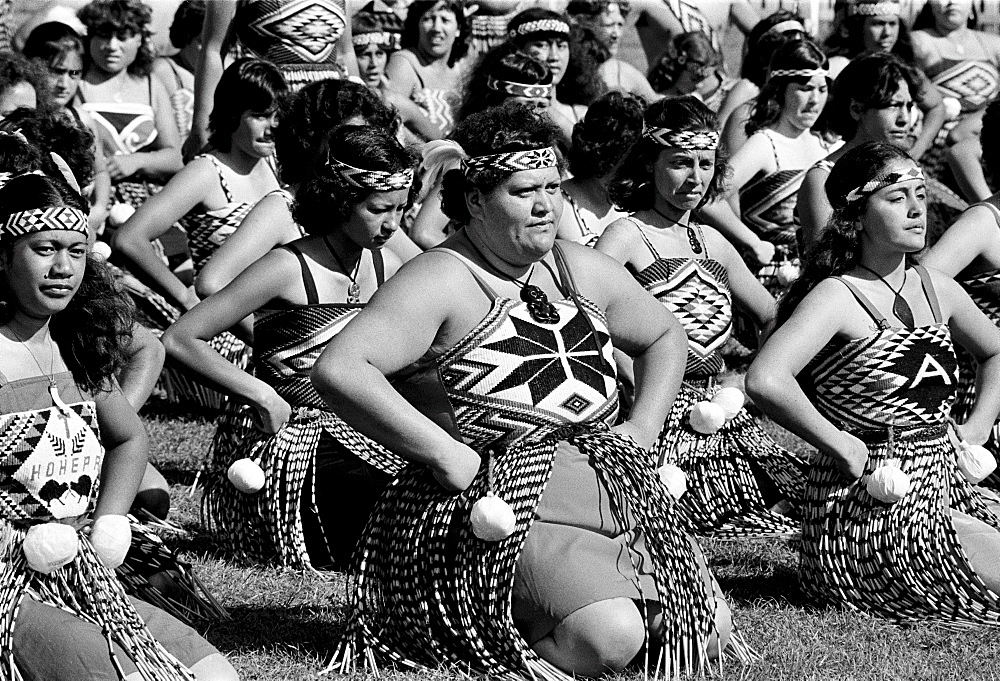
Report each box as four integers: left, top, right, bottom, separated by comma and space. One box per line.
739, 168, 805, 243
235, 0, 346, 66
927, 58, 1000, 113
181, 155, 256, 273
77, 101, 157, 158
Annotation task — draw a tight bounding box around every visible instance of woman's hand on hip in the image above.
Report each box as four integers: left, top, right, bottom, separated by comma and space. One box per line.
829, 430, 870, 480
429, 440, 482, 492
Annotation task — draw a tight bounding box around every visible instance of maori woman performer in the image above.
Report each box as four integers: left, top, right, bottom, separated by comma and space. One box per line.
316, 104, 751, 678
598, 96, 806, 537
162, 126, 413, 570
726, 38, 838, 296
748, 142, 1000, 623
0, 172, 236, 681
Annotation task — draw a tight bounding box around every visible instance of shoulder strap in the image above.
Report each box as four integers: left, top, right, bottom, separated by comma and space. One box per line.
147, 74, 153, 105
166, 58, 184, 88
562, 189, 591, 241
762, 129, 781, 171
626, 216, 661, 260
196, 154, 234, 202
373, 248, 385, 287
284, 243, 319, 305
692, 221, 709, 259
833, 276, 889, 327
550, 242, 575, 298
913, 264, 944, 324
974, 200, 1000, 228
430, 248, 499, 300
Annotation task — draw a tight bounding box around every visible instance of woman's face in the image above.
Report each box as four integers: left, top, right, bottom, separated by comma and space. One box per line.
596, 4, 625, 57
653, 147, 716, 212
356, 43, 388, 87
524, 37, 570, 85
232, 108, 278, 159
3, 230, 87, 320
418, 5, 458, 60
930, 0, 971, 33
343, 189, 410, 249
861, 16, 900, 51
859, 160, 927, 254
88, 27, 142, 75
0, 81, 36, 119
473, 166, 563, 266
781, 74, 828, 132
46, 52, 83, 108
855, 79, 913, 148
509, 94, 550, 113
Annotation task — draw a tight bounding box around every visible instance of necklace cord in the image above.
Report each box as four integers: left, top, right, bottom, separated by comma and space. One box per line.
650, 206, 704, 255
322, 234, 363, 303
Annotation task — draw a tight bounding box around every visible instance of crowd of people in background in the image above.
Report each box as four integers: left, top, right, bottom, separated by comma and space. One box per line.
4, 0, 1000, 678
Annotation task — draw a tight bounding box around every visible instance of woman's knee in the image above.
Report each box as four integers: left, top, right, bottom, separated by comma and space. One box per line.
705, 596, 733, 660
560, 598, 646, 675
190, 653, 239, 681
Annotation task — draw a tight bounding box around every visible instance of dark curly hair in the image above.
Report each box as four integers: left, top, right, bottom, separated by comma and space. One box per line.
169, 0, 205, 50
441, 102, 562, 224
0, 108, 96, 189
746, 39, 829, 136
293, 126, 417, 235
742, 11, 807, 86
777, 141, 914, 326
208, 58, 287, 152
22, 22, 86, 68
982, 98, 1000, 179
648, 31, 722, 94
0, 130, 48, 177
459, 42, 552, 122
274, 79, 398, 186
608, 95, 729, 212
826, 51, 922, 141
0, 173, 134, 392
0, 51, 50, 111
77, 0, 154, 77
566, 0, 630, 22
824, 0, 914, 62
569, 91, 644, 179
401, 0, 470, 67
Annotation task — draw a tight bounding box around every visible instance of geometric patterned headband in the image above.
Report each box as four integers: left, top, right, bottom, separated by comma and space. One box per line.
462, 146, 558, 181
770, 67, 828, 78
328, 156, 415, 191
766, 19, 806, 35
845, 165, 924, 204
508, 19, 570, 39
848, 1, 901, 16
3, 206, 90, 241
352, 31, 402, 50
645, 127, 719, 150
486, 75, 553, 98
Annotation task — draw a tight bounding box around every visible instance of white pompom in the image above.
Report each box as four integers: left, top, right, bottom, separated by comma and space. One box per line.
107, 202, 135, 227
943, 96, 962, 121
470, 492, 516, 541
91, 240, 112, 261
866, 465, 911, 503
711, 387, 745, 421
22, 522, 79, 574
657, 464, 688, 500
228, 458, 265, 494
775, 262, 800, 287
957, 442, 997, 484
89, 514, 131, 570
688, 401, 726, 434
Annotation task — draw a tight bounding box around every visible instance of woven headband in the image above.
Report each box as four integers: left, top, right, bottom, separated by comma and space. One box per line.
770, 67, 828, 78
485, 75, 553, 98
845, 165, 924, 204
848, 1, 901, 16
462, 146, 558, 180
509, 19, 570, 38
3, 206, 89, 241
352, 31, 402, 49
328, 157, 414, 191
767, 19, 806, 35
645, 127, 719, 150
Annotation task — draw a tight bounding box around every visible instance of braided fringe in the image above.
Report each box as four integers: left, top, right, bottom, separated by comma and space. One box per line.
202, 408, 402, 570
328, 426, 743, 678
160, 331, 251, 411
655, 382, 807, 538
801, 430, 1000, 625
0, 523, 195, 680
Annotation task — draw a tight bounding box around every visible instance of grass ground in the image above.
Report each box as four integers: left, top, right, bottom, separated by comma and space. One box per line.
143, 409, 1000, 681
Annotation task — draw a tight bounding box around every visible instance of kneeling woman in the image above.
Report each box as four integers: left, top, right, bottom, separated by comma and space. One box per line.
748, 142, 1000, 623
315, 104, 751, 678
598, 96, 808, 538
0, 173, 236, 680
162, 127, 412, 570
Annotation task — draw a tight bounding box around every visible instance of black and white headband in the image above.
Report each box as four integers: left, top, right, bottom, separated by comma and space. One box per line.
329, 157, 414, 191
462, 146, 559, 181
486, 75, 553, 98
645, 127, 719, 150
508, 19, 570, 39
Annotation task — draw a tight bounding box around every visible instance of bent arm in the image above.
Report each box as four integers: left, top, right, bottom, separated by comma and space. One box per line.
797, 167, 833, 250
93, 386, 149, 518
132, 78, 183, 181
947, 138, 991, 203
117, 323, 165, 410
911, 73, 946, 161
921, 204, 995, 276
187, 0, 235, 157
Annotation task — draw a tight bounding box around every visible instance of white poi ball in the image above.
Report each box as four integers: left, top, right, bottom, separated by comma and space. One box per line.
943, 96, 962, 121
228, 458, 265, 494
866, 465, 911, 503
711, 387, 745, 421
689, 401, 726, 434
657, 463, 688, 500
89, 514, 131, 570
91, 240, 112, 261
470, 492, 517, 541
775, 262, 800, 287
957, 442, 997, 484
23, 522, 79, 574
108, 202, 135, 227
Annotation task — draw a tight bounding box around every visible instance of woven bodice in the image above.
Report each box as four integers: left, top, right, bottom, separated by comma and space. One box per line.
0, 372, 103, 523
927, 58, 1000, 113
253, 304, 361, 409
180, 155, 254, 273
78, 100, 157, 158
413, 88, 456, 136
806, 324, 958, 431
739, 168, 805, 242
959, 268, 1000, 320
234, 0, 346, 67
634, 257, 731, 377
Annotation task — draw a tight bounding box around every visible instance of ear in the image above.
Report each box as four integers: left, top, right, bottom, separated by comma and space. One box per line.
466, 186, 486, 222
849, 99, 865, 122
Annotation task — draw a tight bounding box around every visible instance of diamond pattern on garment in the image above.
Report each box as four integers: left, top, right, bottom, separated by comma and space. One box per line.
244, 0, 346, 63
931, 60, 1000, 111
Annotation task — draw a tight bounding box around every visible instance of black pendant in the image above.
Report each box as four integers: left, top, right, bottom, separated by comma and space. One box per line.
893, 295, 915, 329
687, 226, 703, 254
521, 284, 560, 324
